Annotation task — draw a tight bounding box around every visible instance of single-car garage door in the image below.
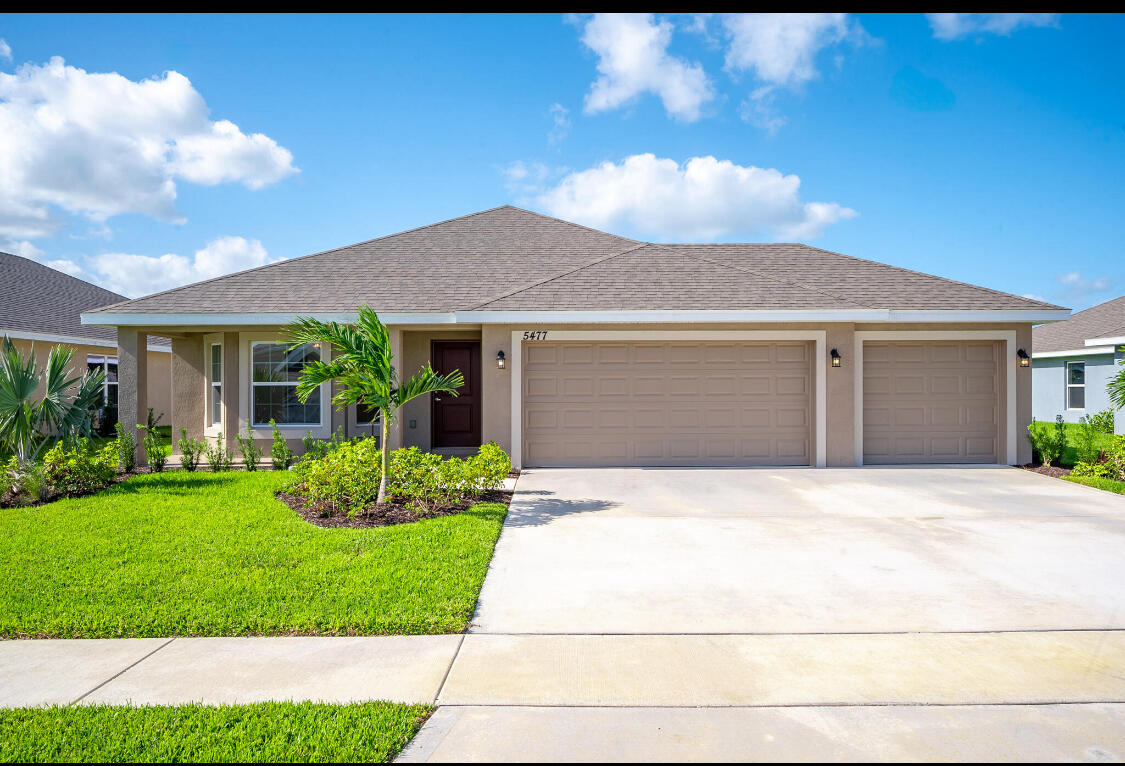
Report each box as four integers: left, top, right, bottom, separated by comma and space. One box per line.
862, 340, 1002, 464
523, 341, 812, 467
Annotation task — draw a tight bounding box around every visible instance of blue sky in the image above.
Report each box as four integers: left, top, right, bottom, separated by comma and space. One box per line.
0, 13, 1120, 309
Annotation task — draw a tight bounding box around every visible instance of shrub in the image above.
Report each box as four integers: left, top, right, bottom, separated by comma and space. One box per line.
42, 439, 118, 496
236, 424, 263, 472
1088, 409, 1115, 435
136, 424, 169, 473
301, 426, 347, 461
113, 422, 136, 472
1073, 415, 1103, 465
288, 437, 382, 516
177, 428, 204, 472
1028, 415, 1067, 466
471, 441, 511, 493
4, 457, 48, 506
204, 434, 234, 473
387, 444, 511, 515
1070, 460, 1119, 479
269, 420, 295, 470
1107, 434, 1125, 480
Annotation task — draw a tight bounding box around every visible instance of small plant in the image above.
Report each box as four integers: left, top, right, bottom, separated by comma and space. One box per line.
470, 441, 511, 493
136, 423, 170, 473
269, 419, 295, 470
204, 433, 234, 472
113, 422, 136, 472
42, 438, 118, 496
287, 437, 382, 516
146, 408, 164, 431
1028, 415, 1067, 467
236, 424, 263, 471
1088, 409, 1115, 435
1074, 416, 1103, 465
177, 428, 204, 472
300, 426, 347, 461
5, 456, 49, 506
1070, 461, 1118, 479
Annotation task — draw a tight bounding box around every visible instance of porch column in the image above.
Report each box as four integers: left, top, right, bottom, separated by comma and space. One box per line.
222, 332, 240, 453
117, 328, 148, 465
387, 327, 404, 450
171, 334, 205, 451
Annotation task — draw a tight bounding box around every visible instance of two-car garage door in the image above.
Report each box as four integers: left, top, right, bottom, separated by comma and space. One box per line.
523, 341, 812, 467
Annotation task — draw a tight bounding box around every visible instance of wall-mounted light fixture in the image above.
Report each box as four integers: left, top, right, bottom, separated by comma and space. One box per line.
496, 350, 507, 370
1017, 348, 1030, 368
830, 348, 841, 368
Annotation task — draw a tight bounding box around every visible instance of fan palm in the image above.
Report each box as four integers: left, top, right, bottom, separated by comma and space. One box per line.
285, 306, 464, 504
0, 336, 106, 464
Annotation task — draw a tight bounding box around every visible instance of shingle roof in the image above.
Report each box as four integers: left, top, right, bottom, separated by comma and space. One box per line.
1033, 295, 1125, 353
0, 251, 168, 346
84, 206, 1065, 316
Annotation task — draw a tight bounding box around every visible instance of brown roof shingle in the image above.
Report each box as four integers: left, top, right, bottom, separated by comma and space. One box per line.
84, 206, 1066, 316
1033, 295, 1125, 353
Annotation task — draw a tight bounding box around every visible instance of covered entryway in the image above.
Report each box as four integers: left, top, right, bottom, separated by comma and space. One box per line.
521, 340, 813, 467
862, 340, 1003, 464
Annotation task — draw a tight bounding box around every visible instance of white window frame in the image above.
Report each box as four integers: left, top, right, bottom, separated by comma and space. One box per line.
203, 334, 223, 436
1066, 361, 1086, 411
239, 332, 332, 439
86, 354, 118, 405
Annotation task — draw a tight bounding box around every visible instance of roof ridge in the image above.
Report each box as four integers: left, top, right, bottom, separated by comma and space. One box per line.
1056, 294, 1125, 319
662, 244, 876, 310
496, 205, 641, 245
1, 250, 127, 303
795, 243, 1069, 312
471, 242, 650, 309
83, 205, 533, 313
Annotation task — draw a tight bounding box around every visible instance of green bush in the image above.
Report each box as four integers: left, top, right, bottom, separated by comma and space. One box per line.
1028, 415, 1067, 466
177, 428, 204, 472
4, 457, 48, 506
471, 441, 511, 492
387, 443, 511, 515
204, 434, 234, 473
1070, 460, 1119, 479
42, 439, 118, 496
288, 437, 382, 516
113, 422, 136, 472
236, 425, 263, 472
1073, 415, 1104, 465
1107, 434, 1125, 479
137, 424, 169, 472
1088, 409, 1115, 435
269, 420, 295, 470
301, 426, 347, 461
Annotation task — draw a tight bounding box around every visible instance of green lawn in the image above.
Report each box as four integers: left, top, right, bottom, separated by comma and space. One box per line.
1063, 474, 1125, 495
0, 702, 430, 763
1058, 422, 1115, 467
0, 471, 507, 638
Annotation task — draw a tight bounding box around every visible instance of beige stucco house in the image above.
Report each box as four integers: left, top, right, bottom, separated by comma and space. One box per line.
1, 251, 172, 427
81, 206, 1068, 467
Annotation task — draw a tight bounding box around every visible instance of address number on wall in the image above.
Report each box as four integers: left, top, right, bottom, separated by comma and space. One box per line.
522, 331, 549, 341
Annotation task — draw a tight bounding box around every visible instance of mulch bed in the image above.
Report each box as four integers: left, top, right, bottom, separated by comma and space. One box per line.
277, 488, 514, 529
1020, 464, 1072, 479
0, 468, 153, 509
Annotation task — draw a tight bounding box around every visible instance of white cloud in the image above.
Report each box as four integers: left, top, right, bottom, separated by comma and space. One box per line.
547, 103, 570, 145
927, 13, 1059, 41
526, 153, 856, 241
86, 236, 277, 298
0, 57, 297, 241
1057, 271, 1112, 299
0, 39, 11, 61
580, 13, 713, 122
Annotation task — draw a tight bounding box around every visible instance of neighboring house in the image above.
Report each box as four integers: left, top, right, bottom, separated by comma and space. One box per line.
0, 251, 173, 428
1032, 295, 1125, 434
81, 206, 1069, 467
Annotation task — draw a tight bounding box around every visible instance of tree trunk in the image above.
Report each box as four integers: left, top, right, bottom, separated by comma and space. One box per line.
377, 410, 390, 505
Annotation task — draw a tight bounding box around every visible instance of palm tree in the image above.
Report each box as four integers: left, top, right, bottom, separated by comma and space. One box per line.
0, 336, 106, 464
1109, 357, 1125, 412
285, 306, 464, 504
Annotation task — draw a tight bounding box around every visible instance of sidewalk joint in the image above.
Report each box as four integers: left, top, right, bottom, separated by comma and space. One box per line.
69, 638, 177, 706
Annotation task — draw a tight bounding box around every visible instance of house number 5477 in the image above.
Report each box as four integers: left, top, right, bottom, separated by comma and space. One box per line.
522, 331, 549, 340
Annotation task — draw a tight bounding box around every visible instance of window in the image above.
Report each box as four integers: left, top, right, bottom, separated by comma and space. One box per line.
1066, 361, 1085, 410
251, 342, 323, 426
356, 402, 379, 425
209, 343, 222, 426
86, 355, 118, 406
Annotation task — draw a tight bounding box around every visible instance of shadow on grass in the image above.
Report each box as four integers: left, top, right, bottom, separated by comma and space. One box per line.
106, 472, 246, 495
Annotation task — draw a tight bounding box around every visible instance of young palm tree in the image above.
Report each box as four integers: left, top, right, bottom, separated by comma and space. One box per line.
285, 306, 464, 504
1109, 357, 1125, 412
0, 336, 106, 463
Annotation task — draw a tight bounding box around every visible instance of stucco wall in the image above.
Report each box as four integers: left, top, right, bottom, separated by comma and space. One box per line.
1032, 351, 1121, 427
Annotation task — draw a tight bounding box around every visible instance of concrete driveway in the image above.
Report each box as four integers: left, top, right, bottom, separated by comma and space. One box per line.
471, 467, 1125, 634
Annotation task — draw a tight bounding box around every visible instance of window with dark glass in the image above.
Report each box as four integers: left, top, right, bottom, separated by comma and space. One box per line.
210, 343, 222, 425
251, 342, 322, 426
1066, 361, 1085, 410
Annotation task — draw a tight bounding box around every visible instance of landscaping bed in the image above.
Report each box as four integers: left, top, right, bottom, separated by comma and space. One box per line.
0, 701, 431, 763
278, 487, 513, 528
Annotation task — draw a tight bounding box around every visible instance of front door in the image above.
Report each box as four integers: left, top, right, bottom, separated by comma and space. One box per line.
431, 341, 481, 449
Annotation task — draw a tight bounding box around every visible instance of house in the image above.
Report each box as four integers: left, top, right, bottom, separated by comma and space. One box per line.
1, 251, 173, 429
1032, 295, 1125, 434
81, 206, 1069, 467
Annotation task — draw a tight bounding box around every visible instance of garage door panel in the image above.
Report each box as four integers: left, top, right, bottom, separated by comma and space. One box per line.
524, 341, 813, 467
864, 340, 1001, 464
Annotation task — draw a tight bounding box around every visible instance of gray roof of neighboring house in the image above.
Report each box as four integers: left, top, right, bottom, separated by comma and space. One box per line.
1033, 295, 1125, 353
84, 206, 1065, 316
0, 251, 170, 347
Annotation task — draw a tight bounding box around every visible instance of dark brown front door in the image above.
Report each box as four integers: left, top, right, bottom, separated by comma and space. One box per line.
431, 341, 481, 448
